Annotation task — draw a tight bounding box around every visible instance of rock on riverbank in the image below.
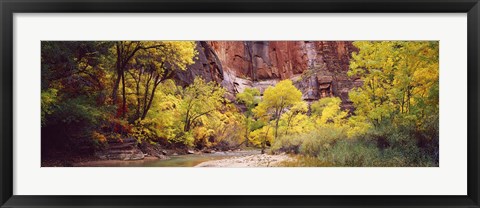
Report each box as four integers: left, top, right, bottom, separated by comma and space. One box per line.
195, 153, 294, 167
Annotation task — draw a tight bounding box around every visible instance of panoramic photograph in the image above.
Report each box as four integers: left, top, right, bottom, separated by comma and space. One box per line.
41, 41, 439, 167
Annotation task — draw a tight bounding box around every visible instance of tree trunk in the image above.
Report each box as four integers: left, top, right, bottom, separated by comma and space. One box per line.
112, 70, 121, 105
285, 114, 294, 135
184, 108, 191, 132
262, 125, 270, 154
121, 70, 127, 118
112, 42, 122, 105
245, 118, 250, 147
274, 117, 280, 141
184, 119, 190, 132
141, 80, 160, 120
134, 73, 141, 121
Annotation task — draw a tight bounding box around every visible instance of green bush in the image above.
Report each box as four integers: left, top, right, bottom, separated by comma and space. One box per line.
313, 138, 437, 167
316, 139, 381, 166
355, 121, 439, 167
41, 96, 114, 157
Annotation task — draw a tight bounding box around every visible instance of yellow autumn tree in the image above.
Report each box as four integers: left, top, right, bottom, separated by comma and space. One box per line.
349, 41, 439, 137
278, 101, 313, 136
253, 80, 303, 144
127, 41, 198, 121
311, 97, 348, 127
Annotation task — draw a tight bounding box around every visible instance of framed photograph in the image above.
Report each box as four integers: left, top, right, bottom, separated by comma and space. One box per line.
1, 0, 479, 207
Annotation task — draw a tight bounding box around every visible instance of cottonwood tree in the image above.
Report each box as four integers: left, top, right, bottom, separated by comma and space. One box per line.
236, 87, 261, 146
112, 41, 190, 118
348, 41, 439, 130
127, 41, 197, 121
253, 80, 303, 143
181, 78, 226, 133
281, 101, 308, 135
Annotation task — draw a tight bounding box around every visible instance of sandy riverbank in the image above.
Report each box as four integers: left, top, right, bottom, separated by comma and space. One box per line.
195, 153, 294, 167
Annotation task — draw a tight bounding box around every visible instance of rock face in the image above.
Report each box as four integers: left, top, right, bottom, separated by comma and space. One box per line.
174, 41, 224, 86
181, 41, 360, 108
209, 41, 309, 80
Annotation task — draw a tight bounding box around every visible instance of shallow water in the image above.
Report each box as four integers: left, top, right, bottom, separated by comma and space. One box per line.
76, 150, 261, 167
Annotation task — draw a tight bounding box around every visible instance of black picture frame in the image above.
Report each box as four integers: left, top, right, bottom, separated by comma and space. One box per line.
1, 0, 479, 207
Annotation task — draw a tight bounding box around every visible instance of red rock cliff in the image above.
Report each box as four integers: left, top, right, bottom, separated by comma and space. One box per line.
178, 41, 360, 107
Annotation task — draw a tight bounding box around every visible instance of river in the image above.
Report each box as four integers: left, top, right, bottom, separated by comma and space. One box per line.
74, 150, 262, 167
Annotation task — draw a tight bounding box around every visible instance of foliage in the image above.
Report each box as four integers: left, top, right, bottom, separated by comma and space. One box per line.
314, 138, 437, 167
271, 126, 345, 156
41, 88, 58, 126
277, 102, 311, 135
194, 104, 246, 150
278, 113, 315, 137
270, 134, 304, 154
253, 80, 303, 143
110, 41, 197, 118
92, 131, 108, 148
311, 97, 348, 127
180, 78, 226, 131
345, 115, 372, 138
126, 41, 198, 121
346, 41, 439, 164
300, 126, 346, 156
236, 87, 261, 146
127, 77, 244, 149
41, 95, 114, 157
131, 81, 184, 143
348, 41, 439, 131
236, 88, 261, 113
248, 125, 273, 148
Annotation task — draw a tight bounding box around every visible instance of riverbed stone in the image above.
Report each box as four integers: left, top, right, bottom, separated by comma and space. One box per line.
95, 137, 145, 161
195, 153, 294, 167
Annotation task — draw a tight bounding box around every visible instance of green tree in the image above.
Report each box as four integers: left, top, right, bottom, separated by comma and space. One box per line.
41, 88, 58, 126
41, 41, 115, 156
236, 87, 260, 146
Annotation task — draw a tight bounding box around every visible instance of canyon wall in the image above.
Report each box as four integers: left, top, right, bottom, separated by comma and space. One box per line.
177, 41, 361, 108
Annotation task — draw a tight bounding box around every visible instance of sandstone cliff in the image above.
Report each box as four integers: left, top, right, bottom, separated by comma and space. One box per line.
177, 41, 361, 108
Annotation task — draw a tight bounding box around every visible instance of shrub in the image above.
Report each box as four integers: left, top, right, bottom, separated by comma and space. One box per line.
299, 126, 346, 156
313, 138, 438, 167
130, 119, 159, 143
91, 131, 109, 150
317, 139, 382, 166
249, 125, 274, 148
270, 134, 304, 154
41, 96, 115, 159
271, 125, 346, 156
